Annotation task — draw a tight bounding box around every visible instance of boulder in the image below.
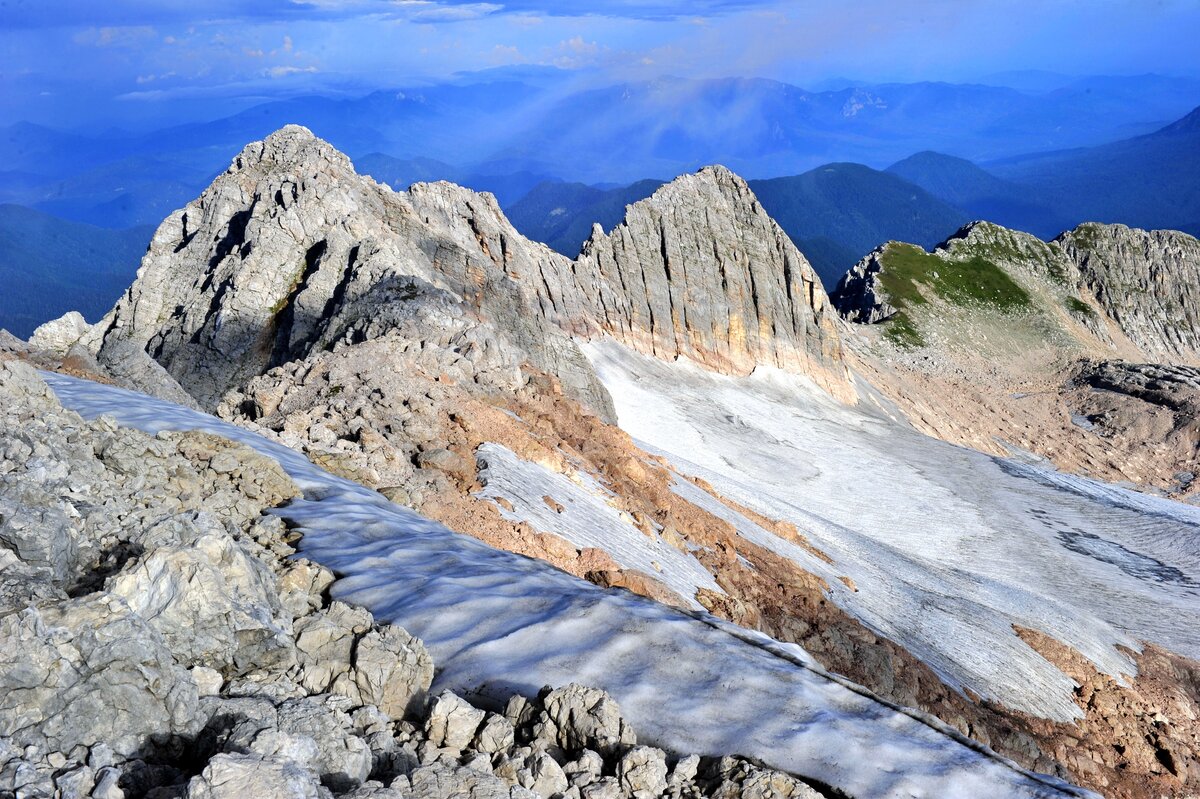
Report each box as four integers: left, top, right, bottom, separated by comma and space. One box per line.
409, 761, 512, 799
293, 602, 373, 695
107, 518, 295, 676
28, 312, 89, 357
0, 480, 78, 583
542, 684, 635, 756
615, 746, 668, 799
425, 692, 485, 752
186, 753, 323, 799
0, 593, 198, 757
348, 625, 433, 719
275, 696, 373, 791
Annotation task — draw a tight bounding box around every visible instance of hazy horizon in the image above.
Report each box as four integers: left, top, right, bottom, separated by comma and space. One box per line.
5, 0, 1200, 131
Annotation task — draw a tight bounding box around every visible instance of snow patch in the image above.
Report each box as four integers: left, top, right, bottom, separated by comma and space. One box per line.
475, 442, 722, 608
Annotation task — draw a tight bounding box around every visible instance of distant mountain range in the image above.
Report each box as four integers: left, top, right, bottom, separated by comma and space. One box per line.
2, 74, 1197, 335
4, 72, 1199, 229
0, 205, 151, 338
504, 103, 1200, 285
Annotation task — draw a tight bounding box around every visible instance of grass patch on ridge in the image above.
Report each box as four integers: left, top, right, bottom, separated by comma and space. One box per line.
878, 243, 1032, 311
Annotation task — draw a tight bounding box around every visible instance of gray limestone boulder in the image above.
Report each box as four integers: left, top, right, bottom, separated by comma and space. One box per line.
0, 592, 198, 758
107, 516, 296, 676
425, 692, 485, 752
615, 747, 668, 799
28, 312, 90, 357
186, 753, 325, 799
542, 684, 635, 757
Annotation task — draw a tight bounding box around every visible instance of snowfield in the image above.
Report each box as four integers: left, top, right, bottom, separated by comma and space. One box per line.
43, 370, 1098, 799
582, 339, 1200, 723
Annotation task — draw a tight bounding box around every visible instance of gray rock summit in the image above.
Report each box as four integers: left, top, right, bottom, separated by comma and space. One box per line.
557, 167, 852, 402
90, 125, 852, 414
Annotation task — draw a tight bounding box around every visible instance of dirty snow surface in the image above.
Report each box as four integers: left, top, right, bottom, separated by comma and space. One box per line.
42, 371, 1097, 799
582, 339, 1200, 724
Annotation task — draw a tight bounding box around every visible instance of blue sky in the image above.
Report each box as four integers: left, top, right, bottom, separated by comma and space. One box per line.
4, 0, 1200, 127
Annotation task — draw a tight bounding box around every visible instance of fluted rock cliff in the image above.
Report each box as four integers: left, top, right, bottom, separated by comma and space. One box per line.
91, 126, 853, 413
562, 168, 853, 401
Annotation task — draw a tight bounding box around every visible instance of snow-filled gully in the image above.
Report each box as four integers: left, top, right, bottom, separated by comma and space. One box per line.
41, 370, 1099, 798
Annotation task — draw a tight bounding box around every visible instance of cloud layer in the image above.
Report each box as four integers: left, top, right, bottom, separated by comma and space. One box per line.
3, 0, 1198, 129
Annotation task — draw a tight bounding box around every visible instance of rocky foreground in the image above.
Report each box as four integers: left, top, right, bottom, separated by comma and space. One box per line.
0, 359, 827, 799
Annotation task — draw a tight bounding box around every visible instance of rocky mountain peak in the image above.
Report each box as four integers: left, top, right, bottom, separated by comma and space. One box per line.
571, 165, 854, 402
228, 123, 352, 176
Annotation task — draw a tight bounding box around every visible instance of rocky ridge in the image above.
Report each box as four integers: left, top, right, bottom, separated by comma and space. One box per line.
0, 359, 829, 799
88, 125, 851, 417
833, 219, 1200, 365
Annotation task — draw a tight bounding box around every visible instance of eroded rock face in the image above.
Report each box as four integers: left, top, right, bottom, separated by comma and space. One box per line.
92, 126, 854, 418
1059, 223, 1200, 365
570, 168, 853, 402
830, 250, 896, 324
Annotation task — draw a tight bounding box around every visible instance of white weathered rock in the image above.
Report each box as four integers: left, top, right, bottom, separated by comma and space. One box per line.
474, 713, 516, 754
563, 749, 604, 789
616, 746, 668, 799
494, 748, 569, 798
107, 518, 295, 675
348, 625, 433, 720
542, 684, 635, 757
0, 593, 198, 757
28, 312, 90, 357
293, 601, 373, 695
425, 692, 486, 752
186, 753, 324, 799
570, 168, 853, 401
191, 666, 224, 697
275, 696, 373, 791
409, 761, 512, 799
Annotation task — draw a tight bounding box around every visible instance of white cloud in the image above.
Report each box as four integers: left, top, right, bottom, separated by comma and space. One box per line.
489, 44, 526, 64
392, 1, 504, 22
264, 65, 319, 78
73, 25, 158, 48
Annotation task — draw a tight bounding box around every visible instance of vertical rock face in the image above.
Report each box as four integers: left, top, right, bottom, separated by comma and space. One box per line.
92, 126, 853, 413
568, 167, 853, 401
1058, 223, 1200, 365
